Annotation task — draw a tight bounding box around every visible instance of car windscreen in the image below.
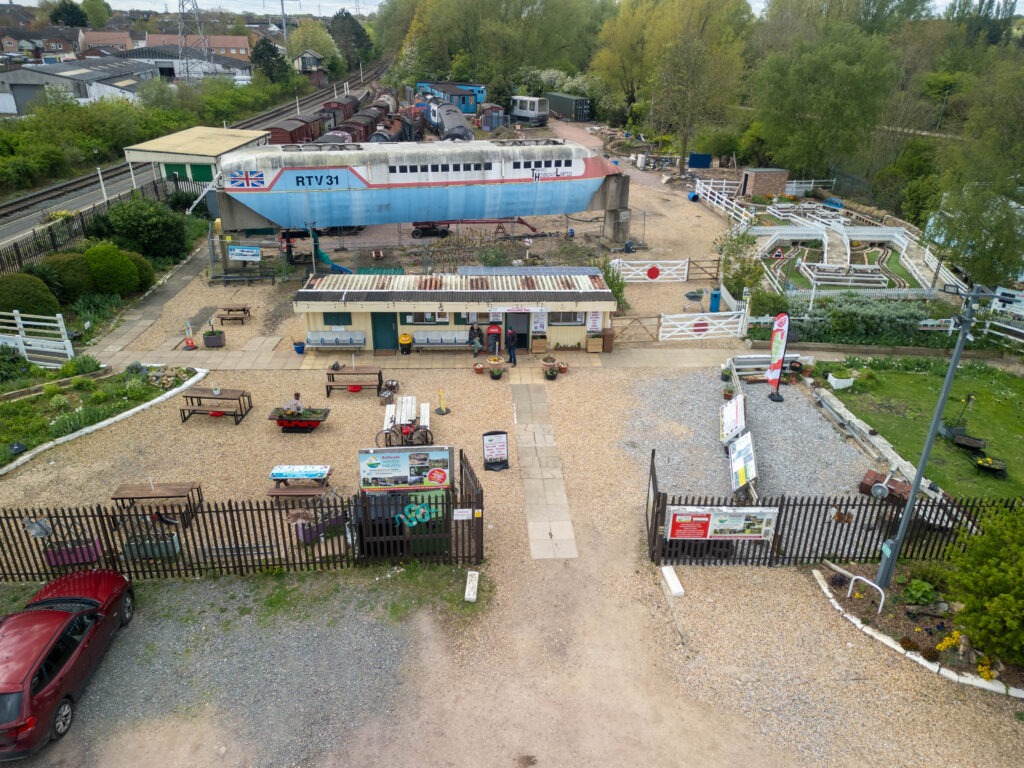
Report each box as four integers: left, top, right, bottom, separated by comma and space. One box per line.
23, 598, 100, 613
0, 692, 22, 724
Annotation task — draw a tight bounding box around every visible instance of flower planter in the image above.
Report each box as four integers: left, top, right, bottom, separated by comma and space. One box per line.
530, 337, 548, 354
490, 368, 505, 380
122, 533, 181, 561
827, 373, 854, 390
544, 368, 558, 380
541, 355, 557, 367
556, 362, 568, 375
268, 408, 330, 433
293, 342, 305, 354
586, 336, 603, 353
473, 363, 485, 374
203, 332, 225, 349
723, 390, 735, 401
44, 538, 102, 567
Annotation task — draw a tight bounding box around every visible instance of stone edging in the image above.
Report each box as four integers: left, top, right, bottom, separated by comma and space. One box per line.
0, 366, 208, 478
810, 569, 1024, 699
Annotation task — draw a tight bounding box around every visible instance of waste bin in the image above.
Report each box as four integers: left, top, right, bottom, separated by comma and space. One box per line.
687, 191, 700, 202
602, 327, 615, 352
486, 324, 502, 356
399, 333, 412, 355
709, 289, 721, 312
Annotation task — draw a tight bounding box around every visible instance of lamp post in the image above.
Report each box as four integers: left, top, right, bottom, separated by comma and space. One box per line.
874, 285, 989, 588
92, 148, 108, 203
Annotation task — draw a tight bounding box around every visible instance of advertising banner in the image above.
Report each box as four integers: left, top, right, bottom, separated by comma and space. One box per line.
482, 431, 509, 471
531, 311, 548, 333
765, 312, 790, 395
358, 446, 454, 493
728, 432, 757, 491
719, 394, 746, 445
666, 505, 778, 541
227, 245, 262, 262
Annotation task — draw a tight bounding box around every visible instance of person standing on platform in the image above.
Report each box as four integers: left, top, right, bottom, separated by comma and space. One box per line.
505, 327, 517, 367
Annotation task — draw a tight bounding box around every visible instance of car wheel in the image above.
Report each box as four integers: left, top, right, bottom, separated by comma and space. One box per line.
120, 590, 135, 627
411, 229, 423, 239
52, 698, 73, 740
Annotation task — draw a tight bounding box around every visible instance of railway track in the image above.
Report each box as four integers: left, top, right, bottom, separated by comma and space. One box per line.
0, 61, 388, 222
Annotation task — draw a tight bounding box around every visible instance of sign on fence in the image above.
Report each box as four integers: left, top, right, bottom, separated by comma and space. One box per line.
666, 505, 778, 541
358, 445, 454, 492
729, 432, 757, 491
228, 245, 262, 262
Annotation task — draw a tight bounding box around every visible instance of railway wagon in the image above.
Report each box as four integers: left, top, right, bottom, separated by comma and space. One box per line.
323, 95, 360, 124
510, 95, 549, 127
217, 139, 623, 231
294, 113, 324, 141
264, 118, 311, 144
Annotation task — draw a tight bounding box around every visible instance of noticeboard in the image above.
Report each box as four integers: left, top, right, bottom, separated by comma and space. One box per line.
719, 395, 746, 444
666, 505, 778, 541
358, 445, 454, 493
728, 432, 757, 491
227, 245, 262, 262
482, 431, 509, 471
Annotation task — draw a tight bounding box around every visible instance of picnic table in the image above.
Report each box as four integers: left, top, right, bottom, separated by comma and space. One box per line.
110, 481, 203, 527
325, 365, 383, 397
268, 407, 330, 433
267, 465, 333, 502
216, 305, 251, 325
180, 387, 253, 425
376, 396, 433, 446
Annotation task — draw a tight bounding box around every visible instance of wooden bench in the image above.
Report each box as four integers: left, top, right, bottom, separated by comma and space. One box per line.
305, 331, 367, 351
179, 405, 244, 425
412, 330, 471, 351
216, 313, 247, 325
325, 366, 383, 397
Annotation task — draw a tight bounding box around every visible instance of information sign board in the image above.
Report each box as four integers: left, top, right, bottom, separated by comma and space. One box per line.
482, 431, 509, 471
227, 245, 262, 262
719, 395, 746, 444
666, 505, 778, 541
358, 445, 454, 493
728, 432, 757, 490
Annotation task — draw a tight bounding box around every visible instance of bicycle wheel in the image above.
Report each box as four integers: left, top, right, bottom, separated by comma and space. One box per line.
412, 427, 433, 445
375, 429, 394, 447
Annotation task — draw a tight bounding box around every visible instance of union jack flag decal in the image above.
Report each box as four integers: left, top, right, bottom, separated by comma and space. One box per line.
228, 169, 266, 189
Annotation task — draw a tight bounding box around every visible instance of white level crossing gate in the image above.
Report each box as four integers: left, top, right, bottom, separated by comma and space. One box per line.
611, 259, 690, 282
0, 310, 75, 368
659, 310, 745, 341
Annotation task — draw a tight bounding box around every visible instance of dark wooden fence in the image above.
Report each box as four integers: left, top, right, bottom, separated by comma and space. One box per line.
0, 451, 485, 582
0, 179, 170, 277
645, 451, 1018, 566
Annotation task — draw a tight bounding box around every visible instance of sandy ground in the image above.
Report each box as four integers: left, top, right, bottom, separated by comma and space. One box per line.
8, 126, 1021, 767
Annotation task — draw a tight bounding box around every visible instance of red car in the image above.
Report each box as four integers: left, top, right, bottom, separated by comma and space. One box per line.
0, 570, 133, 760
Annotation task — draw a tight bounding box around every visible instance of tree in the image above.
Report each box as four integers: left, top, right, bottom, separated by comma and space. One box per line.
651, 0, 749, 165
286, 18, 344, 68
81, 0, 111, 29
329, 9, 373, 64
946, 501, 1024, 666
590, 0, 658, 112
751, 21, 897, 176
49, 0, 87, 28
250, 38, 291, 84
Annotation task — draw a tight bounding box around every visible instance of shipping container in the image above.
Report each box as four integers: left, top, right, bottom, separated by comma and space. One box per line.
546, 92, 592, 122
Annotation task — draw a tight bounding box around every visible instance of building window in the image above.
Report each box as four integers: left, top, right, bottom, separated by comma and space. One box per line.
230, 48, 237, 54
455, 312, 489, 325
549, 311, 584, 325
323, 311, 352, 326
388, 165, 396, 173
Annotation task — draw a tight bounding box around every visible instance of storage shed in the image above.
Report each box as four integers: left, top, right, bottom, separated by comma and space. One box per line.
546, 92, 592, 122
740, 168, 789, 198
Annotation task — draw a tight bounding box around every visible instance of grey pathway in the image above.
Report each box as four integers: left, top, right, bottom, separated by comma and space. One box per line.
511, 383, 578, 559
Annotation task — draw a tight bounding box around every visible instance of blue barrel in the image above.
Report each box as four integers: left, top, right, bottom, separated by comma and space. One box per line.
687, 191, 700, 202
568, 228, 575, 238
709, 289, 721, 312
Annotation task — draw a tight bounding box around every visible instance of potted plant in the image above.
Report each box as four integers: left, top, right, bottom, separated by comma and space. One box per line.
202, 320, 225, 349
473, 362, 485, 374
544, 365, 559, 380
723, 384, 735, 401
489, 367, 505, 380
292, 339, 306, 354
541, 354, 556, 367
556, 361, 568, 374
720, 365, 732, 382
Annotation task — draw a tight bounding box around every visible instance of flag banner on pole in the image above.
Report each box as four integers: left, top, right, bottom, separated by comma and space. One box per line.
765, 312, 790, 394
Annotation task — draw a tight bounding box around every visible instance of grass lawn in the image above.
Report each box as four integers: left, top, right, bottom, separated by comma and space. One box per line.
824, 360, 1024, 499
885, 253, 923, 289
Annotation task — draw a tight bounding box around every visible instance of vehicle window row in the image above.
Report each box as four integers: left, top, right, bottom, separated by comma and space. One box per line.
388, 162, 494, 174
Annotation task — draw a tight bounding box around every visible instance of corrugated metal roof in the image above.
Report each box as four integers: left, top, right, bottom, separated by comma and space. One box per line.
458, 266, 601, 276
297, 289, 615, 304
302, 272, 608, 293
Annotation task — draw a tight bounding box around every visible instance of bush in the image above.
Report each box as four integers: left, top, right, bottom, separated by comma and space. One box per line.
104, 197, 189, 263
20, 262, 63, 298
84, 243, 138, 297
947, 502, 1024, 665
41, 252, 94, 303
0, 344, 40, 384
750, 288, 789, 317
123, 251, 156, 292
0, 273, 60, 315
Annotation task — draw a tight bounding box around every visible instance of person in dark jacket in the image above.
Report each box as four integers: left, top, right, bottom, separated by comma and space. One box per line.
468, 323, 485, 357
505, 327, 517, 367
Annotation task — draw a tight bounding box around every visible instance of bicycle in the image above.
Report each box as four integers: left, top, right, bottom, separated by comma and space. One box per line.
375, 419, 433, 447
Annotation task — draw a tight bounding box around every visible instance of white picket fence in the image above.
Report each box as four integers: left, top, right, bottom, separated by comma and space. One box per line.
660, 310, 746, 341
784, 178, 836, 195
694, 179, 752, 225
610, 259, 690, 282
0, 310, 75, 368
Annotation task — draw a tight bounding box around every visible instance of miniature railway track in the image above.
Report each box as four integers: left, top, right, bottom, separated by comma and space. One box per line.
0, 61, 388, 223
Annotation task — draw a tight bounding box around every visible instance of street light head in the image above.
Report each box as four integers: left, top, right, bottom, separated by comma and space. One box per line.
942, 283, 961, 295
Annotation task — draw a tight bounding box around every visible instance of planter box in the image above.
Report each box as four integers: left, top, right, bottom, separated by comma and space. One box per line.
827, 373, 854, 390
530, 337, 548, 354
203, 333, 225, 348
122, 533, 181, 560
586, 336, 603, 353
44, 538, 102, 567
296, 512, 348, 545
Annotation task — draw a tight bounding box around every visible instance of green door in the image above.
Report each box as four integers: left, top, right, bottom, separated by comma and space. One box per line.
371, 313, 398, 351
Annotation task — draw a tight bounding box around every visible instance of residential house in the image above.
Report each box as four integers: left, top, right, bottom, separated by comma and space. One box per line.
146, 34, 250, 62
79, 30, 132, 53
